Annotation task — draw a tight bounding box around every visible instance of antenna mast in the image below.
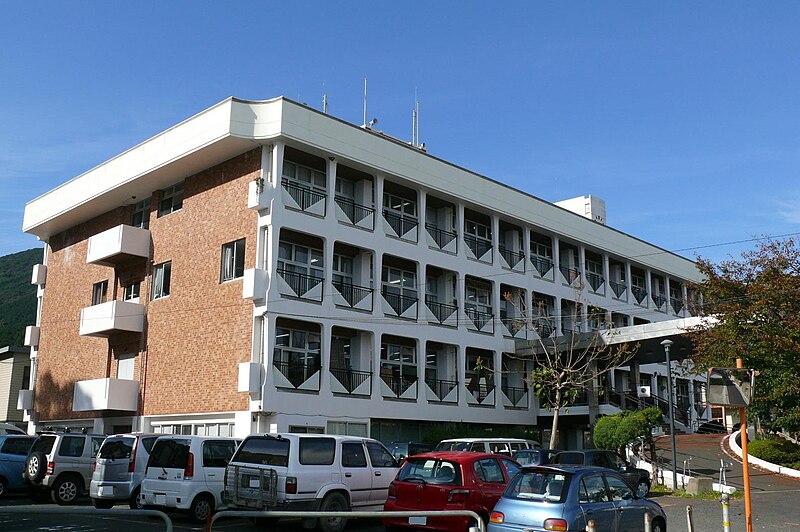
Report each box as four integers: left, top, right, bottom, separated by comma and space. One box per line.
322, 83, 328, 114
362, 78, 368, 127
412, 89, 420, 146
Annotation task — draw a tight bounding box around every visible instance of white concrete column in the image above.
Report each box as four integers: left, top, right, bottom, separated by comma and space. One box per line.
523, 229, 531, 275
552, 235, 561, 276
372, 327, 383, 402
319, 323, 332, 396
664, 277, 672, 314
624, 261, 633, 303
271, 142, 285, 186
456, 202, 465, 259
602, 253, 610, 298
554, 297, 563, 336
326, 157, 338, 223
578, 245, 586, 288
491, 215, 500, 267
418, 190, 427, 249
645, 268, 653, 309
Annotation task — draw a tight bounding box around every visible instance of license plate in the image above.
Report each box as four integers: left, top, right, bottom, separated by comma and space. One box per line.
249, 479, 260, 488
409, 517, 427, 525
98, 486, 114, 497
155, 494, 167, 505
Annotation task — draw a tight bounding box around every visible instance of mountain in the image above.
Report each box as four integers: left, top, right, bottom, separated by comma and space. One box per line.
0, 248, 41, 347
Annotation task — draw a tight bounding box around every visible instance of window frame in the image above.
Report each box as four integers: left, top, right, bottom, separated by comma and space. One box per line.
220, 238, 246, 283
158, 182, 184, 217
152, 261, 172, 300
92, 280, 108, 306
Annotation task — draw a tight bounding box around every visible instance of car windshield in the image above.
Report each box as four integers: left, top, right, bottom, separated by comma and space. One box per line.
31, 435, 56, 454
554, 452, 583, 465
506, 470, 571, 503
99, 437, 135, 459
398, 457, 462, 485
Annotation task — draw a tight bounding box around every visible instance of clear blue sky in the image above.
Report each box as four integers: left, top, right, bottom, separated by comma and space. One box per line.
2, 2, 799, 264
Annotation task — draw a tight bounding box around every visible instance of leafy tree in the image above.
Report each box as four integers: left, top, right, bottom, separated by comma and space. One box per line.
691, 239, 800, 432
594, 407, 663, 457
0, 248, 41, 348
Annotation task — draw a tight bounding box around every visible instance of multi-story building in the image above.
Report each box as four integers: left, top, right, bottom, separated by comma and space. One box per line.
20, 96, 703, 445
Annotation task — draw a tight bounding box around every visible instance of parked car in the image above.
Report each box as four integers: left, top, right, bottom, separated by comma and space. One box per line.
383, 451, 521, 532
23, 431, 107, 504
0, 434, 37, 497
224, 433, 398, 532
90, 433, 160, 509
388, 441, 436, 461
511, 448, 558, 467
435, 438, 540, 455
0, 423, 26, 435
140, 435, 239, 522
551, 450, 651, 497
488, 465, 666, 532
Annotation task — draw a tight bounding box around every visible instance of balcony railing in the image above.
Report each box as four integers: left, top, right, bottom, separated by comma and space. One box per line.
383, 210, 418, 239
330, 367, 372, 395
499, 245, 525, 270
586, 272, 604, 292
425, 296, 458, 325
500, 317, 525, 337
467, 379, 495, 403
610, 281, 627, 298
464, 233, 492, 260
382, 290, 418, 316
559, 266, 581, 285
425, 223, 457, 250
465, 306, 493, 331
652, 293, 667, 309
282, 179, 327, 214
533, 316, 555, 338
631, 285, 648, 304
670, 297, 684, 315
425, 377, 458, 402
381, 372, 418, 399
530, 255, 553, 277
273, 359, 321, 390
335, 195, 375, 228
332, 280, 373, 310
502, 385, 529, 408
561, 324, 581, 335
277, 269, 324, 300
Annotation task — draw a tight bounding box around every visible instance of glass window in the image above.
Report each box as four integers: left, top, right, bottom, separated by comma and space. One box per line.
605, 474, 634, 501
399, 458, 461, 485
203, 440, 237, 468
117, 353, 136, 380
580, 475, 610, 503
58, 436, 85, 457
366, 441, 397, 468
234, 436, 290, 466
299, 438, 335, 465
123, 282, 141, 301
149, 439, 191, 468
152, 261, 172, 300
341, 442, 368, 468
502, 458, 521, 480
1, 437, 35, 455
132, 198, 151, 229
158, 182, 184, 217
221, 238, 246, 282
92, 280, 108, 306
474, 458, 505, 483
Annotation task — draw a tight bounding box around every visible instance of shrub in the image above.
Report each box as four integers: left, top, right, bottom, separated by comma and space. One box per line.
748, 438, 800, 466
594, 414, 621, 450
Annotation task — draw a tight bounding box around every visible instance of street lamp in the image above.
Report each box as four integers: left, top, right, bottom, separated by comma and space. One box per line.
661, 339, 678, 490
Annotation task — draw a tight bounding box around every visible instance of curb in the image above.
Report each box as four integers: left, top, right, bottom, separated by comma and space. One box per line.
726, 431, 800, 479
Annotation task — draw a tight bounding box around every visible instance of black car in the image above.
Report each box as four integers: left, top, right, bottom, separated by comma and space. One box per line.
511, 448, 558, 466
551, 449, 651, 497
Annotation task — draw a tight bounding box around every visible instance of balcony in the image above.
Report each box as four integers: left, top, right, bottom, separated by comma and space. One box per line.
424, 377, 458, 403
610, 281, 627, 299
499, 245, 525, 272
424, 297, 458, 328
24, 325, 40, 347
652, 293, 667, 311
425, 223, 458, 254
242, 268, 268, 302
464, 234, 492, 263
500, 317, 527, 339
73, 378, 139, 412
281, 179, 327, 217
380, 372, 418, 400
381, 290, 418, 320
86, 224, 150, 266
501, 385, 529, 409
332, 281, 373, 312
79, 300, 144, 337
31, 264, 47, 285
330, 367, 372, 396
559, 266, 581, 287
465, 307, 494, 334
632, 286, 648, 305
272, 359, 321, 392
247, 178, 272, 211
466, 378, 495, 406
533, 316, 555, 339
586, 272, 605, 293
529, 255, 554, 279
383, 210, 418, 242
276, 269, 324, 302
335, 196, 375, 230
238, 362, 262, 394
671, 297, 685, 315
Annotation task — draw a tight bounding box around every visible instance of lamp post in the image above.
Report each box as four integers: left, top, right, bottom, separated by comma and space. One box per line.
661, 339, 678, 490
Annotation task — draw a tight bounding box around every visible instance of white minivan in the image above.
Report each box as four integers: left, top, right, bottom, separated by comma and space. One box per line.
140, 435, 239, 522
434, 437, 541, 455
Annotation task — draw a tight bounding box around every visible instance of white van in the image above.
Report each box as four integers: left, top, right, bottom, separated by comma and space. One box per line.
434, 437, 540, 455
224, 433, 398, 532
140, 435, 239, 522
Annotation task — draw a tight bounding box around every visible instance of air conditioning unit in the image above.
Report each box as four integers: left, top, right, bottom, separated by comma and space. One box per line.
637, 385, 651, 398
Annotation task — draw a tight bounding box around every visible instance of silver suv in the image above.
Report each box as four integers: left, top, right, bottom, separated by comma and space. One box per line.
90, 433, 159, 509
23, 431, 106, 504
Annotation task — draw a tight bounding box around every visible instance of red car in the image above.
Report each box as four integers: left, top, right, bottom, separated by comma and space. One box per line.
383, 452, 521, 532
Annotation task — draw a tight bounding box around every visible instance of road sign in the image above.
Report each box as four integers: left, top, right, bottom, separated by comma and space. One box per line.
707, 367, 755, 407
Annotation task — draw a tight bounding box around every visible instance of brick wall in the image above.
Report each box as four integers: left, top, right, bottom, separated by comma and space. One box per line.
35, 148, 260, 421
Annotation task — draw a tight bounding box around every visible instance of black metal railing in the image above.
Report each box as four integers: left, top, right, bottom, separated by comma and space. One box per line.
631, 286, 648, 304
652, 293, 667, 309
559, 266, 580, 285
335, 195, 375, 227
502, 385, 529, 407
499, 245, 525, 269
467, 380, 495, 403
382, 290, 418, 316
561, 323, 581, 335
500, 317, 525, 336
282, 179, 327, 213
464, 233, 492, 259
530, 255, 553, 277
330, 367, 371, 395
586, 272, 604, 292
273, 359, 321, 390
383, 210, 418, 238
425, 223, 458, 250
670, 297, 684, 315
425, 296, 458, 325
332, 280, 373, 309
465, 306, 493, 331
425, 377, 458, 402
381, 372, 418, 399
610, 281, 627, 298
277, 269, 324, 299
533, 316, 555, 338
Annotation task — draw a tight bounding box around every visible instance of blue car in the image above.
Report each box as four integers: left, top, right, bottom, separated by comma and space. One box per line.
0, 434, 37, 497
489, 465, 666, 532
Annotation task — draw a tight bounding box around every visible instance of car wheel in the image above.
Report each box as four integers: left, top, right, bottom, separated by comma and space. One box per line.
636, 479, 651, 498
189, 493, 214, 523
318, 492, 349, 532
0, 477, 7, 498
92, 498, 115, 509
52, 475, 81, 505
652, 517, 666, 532
129, 487, 143, 510
25, 451, 47, 483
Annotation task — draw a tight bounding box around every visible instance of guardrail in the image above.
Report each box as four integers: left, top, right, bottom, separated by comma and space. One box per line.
0, 507, 173, 531
210, 509, 485, 532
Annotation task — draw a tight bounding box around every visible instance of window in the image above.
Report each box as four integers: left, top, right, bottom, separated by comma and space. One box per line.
465, 282, 493, 316
366, 441, 397, 468
326, 421, 368, 437
92, 280, 108, 305
220, 238, 246, 282
21, 366, 30, 390
278, 242, 324, 278
580, 474, 610, 503
332, 254, 354, 286
132, 198, 151, 229
383, 192, 417, 217
1, 437, 34, 455
283, 160, 326, 191
202, 440, 237, 468
381, 266, 417, 313
341, 442, 368, 467
152, 261, 172, 300
274, 326, 321, 385
123, 282, 141, 301
474, 458, 505, 483
289, 425, 325, 434
158, 182, 184, 217
117, 353, 136, 380
299, 437, 336, 465
605, 474, 634, 501
59, 436, 85, 457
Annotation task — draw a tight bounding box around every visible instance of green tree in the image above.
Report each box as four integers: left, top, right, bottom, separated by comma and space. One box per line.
594, 407, 663, 455
691, 239, 800, 432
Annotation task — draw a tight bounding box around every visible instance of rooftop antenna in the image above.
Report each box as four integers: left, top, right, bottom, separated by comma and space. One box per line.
322, 82, 328, 114
411, 88, 420, 147
362, 77, 368, 127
